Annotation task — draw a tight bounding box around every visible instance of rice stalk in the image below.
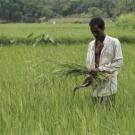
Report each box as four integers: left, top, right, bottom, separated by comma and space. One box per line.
48, 60, 111, 95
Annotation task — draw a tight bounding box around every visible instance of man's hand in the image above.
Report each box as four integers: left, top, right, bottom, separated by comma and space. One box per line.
82, 76, 93, 87
102, 70, 112, 74
91, 68, 99, 73
82, 68, 101, 87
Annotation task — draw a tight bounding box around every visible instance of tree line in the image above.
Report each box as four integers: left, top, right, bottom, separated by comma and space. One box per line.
0, 0, 134, 22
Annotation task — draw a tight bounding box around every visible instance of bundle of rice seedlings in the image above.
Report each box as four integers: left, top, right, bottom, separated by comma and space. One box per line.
52, 62, 90, 77
49, 60, 111, 95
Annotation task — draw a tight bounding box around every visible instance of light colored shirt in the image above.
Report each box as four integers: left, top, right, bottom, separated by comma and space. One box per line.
86, 35, 123, 97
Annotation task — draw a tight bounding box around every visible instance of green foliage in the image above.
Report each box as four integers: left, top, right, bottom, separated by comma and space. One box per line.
32, 34, 56, 46
0, 18, 135, 134
88, 7, 103, 17
115, 13, 135, 29
0, 42, 135, 134
51, 60, 110, 81
0, 0, 135, 22
51, 61, 90, 77
0, 33, 56, 46
0, 14, 135, 46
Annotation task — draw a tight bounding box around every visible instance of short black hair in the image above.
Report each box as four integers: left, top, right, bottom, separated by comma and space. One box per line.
89, 17, 105, 29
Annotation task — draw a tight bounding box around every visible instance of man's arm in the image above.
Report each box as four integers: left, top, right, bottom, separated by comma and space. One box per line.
86, 42, 91, 69
83, 42, 93, 86
98, 39, 123, 73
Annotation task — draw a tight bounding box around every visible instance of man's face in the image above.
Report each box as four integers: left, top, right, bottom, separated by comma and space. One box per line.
90, 25, 104, 40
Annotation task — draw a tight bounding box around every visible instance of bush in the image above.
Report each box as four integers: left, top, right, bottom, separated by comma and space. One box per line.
115, 13, 135, 29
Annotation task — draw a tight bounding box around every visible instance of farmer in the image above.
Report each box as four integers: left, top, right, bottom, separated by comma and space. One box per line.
84, 17, 123, 105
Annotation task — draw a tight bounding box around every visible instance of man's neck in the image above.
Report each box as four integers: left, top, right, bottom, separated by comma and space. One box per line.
96, 34, 106, 42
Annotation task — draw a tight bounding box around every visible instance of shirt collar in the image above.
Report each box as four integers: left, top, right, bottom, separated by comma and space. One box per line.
103, 35, 109, 45
90, 35, 109, 50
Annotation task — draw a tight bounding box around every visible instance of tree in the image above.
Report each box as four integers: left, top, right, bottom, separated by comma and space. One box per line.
0, 0, 134, 22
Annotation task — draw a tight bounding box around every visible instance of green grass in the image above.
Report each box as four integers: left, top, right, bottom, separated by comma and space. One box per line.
0, 20, 135, 45
0, 43, 135, 134
0, 14, 135, 134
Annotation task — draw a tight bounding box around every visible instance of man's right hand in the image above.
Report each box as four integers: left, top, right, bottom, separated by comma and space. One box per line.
82, 76, 93, 87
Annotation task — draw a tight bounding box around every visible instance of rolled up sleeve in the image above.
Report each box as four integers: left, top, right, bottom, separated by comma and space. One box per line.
86, 43, 91, 69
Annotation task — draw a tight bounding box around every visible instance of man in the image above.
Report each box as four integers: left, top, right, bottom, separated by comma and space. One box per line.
84, 17, 123, 105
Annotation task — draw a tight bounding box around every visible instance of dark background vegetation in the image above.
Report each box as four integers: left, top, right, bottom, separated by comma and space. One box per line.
0, 0, 134, 22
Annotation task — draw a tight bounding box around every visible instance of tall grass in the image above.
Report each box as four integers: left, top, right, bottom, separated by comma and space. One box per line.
0, 43, 135, 134
0, 14, 135, 134
0, 14, 135, 45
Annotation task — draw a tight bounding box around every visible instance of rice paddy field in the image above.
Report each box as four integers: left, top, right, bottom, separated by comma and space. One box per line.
0, 14, 135, 135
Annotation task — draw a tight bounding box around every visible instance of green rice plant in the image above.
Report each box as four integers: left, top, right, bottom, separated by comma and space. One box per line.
0, 36, 16, 45
49, 60, 111, 95
0, 33, 56, 46
33, 33, 56, 46
26, 32, 34, 38
0, 40, 135, 134
51, 60, 110, 79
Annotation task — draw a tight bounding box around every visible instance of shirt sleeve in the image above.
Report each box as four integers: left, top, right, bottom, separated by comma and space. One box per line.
98, 39, 123, 73
86, 43, 91, 69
